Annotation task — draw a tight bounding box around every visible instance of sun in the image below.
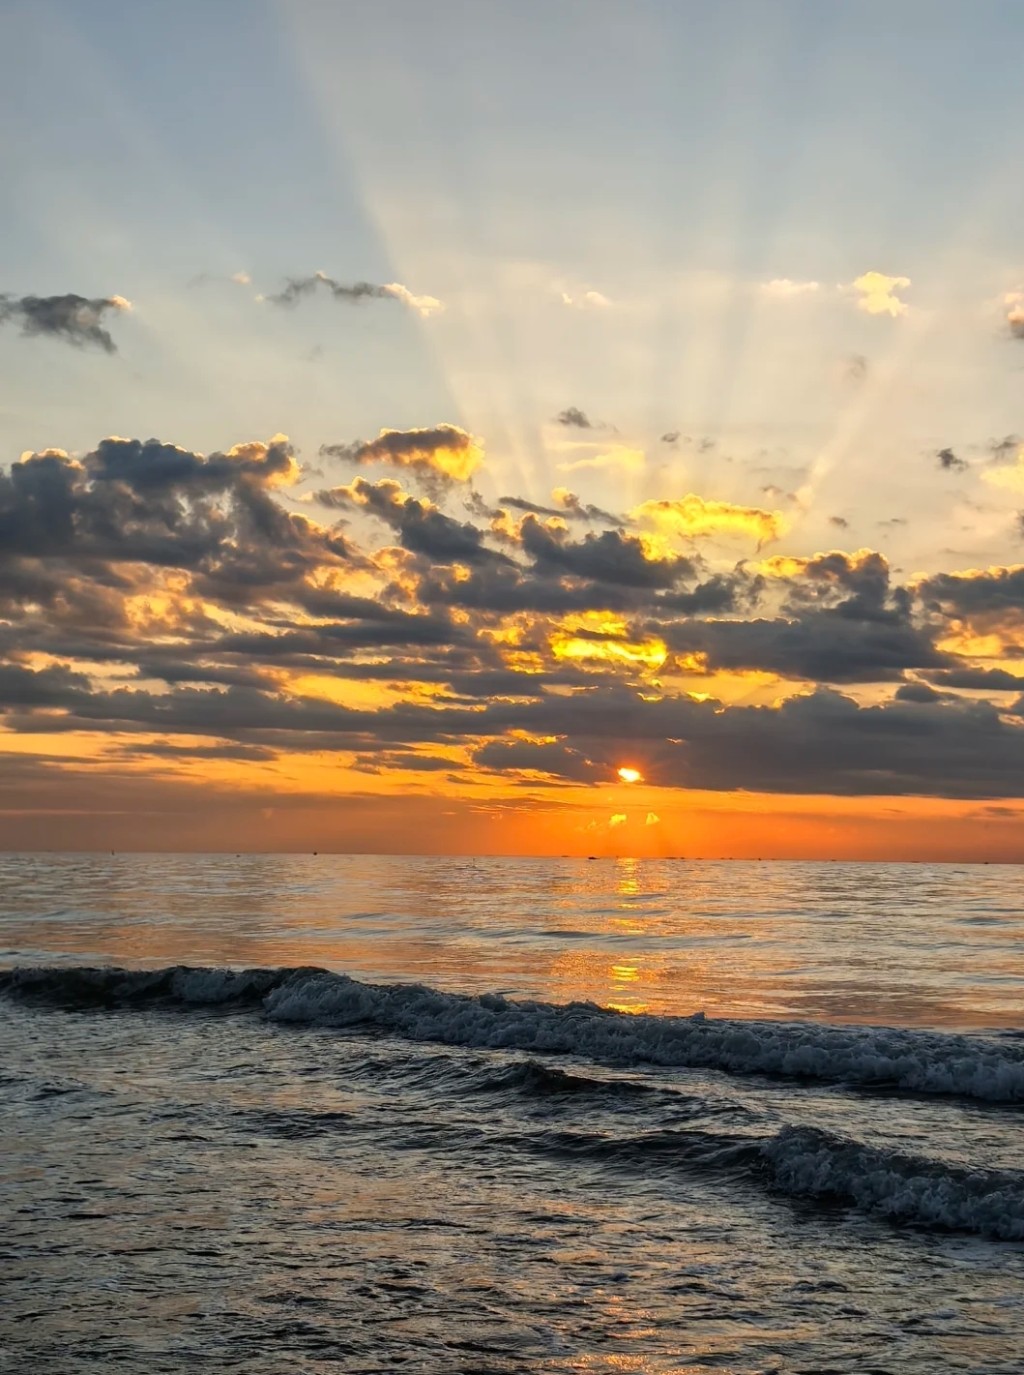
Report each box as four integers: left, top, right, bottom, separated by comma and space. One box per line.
617, 767, 643, 784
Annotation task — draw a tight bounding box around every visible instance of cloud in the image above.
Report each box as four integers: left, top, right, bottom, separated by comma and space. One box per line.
380, 282, 445, 317
467, 688, 1024, 799
632, 495, 786, 546
760, 279, 820, 298
829, 515, 849, 529
559, 289, 611, 309
9, 422, 1024, 812
660, 431, 680, 446
1004, 292, 1024, 339
846, 271, 911, 318
189, 271, 252, 289
663, 614, 948, 684
555, 407, 593, 429
0, 434, 339, 608
268, 271, 443, 317
982, 444, 1024, 493
845, 354, 869, 383
519, 516, 692, 589
496, 489, 622, 526
924, 667, 1024, 691
0, 292, 131, 352
551, 488, 623, 526
917, 564, 1024, 616
937, 447, 967, 472
321, 425, 483, 491
559, 446, 645, 476
317, 477, 506, 567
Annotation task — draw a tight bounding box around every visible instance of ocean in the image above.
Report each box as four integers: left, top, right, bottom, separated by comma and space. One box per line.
1, 853, 1023, 1374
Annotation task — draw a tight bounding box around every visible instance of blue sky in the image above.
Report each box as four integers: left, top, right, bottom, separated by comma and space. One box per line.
5, 0, 1024, 518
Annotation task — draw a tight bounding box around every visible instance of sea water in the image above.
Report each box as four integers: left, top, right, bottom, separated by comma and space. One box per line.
1, 853, 1023, 1373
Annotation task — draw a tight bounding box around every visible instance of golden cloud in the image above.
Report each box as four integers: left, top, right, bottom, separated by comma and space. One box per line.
848, 270, 911, 317
550, 611, 667, 671
632, 495, 786, 545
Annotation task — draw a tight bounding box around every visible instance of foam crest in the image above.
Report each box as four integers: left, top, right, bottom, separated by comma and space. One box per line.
4, 963, 1024, 1104
262, 968, 1024, 1103
763, 1126, 1024, 1240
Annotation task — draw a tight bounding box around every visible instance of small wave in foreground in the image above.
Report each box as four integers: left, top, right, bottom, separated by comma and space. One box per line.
5, 963, 1024, 1105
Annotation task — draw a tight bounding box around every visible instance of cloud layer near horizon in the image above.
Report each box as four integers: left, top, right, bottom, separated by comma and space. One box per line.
3, 424, 1024, 819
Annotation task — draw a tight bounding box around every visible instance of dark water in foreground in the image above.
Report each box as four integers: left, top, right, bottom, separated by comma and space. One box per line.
2, 854, 1023, 1373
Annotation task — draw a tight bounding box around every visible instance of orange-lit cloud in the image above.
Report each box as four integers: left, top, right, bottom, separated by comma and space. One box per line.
322, 424, 483, 486
632, 495, 786, 545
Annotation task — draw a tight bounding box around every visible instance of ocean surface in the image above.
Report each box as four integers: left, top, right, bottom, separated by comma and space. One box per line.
2, 853, 1023, 1374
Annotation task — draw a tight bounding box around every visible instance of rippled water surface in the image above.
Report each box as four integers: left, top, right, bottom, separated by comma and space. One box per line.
2, 854, 1023, 1373
2, 852, 1023, 1027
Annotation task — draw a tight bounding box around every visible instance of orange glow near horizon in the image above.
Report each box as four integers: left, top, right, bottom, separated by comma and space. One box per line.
617, 767, 643, 784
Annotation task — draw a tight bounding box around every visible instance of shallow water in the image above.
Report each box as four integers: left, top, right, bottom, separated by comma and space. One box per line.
2, 854, 1023, 1373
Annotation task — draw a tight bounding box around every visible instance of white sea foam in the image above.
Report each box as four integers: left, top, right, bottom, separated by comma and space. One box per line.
5, 964, 1024, 1103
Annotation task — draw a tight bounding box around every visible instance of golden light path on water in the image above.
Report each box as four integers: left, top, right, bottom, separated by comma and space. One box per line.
2, 853, 1022, 1031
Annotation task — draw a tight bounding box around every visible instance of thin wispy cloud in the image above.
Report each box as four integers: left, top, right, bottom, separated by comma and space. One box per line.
268, 271, 443, 317
759, 278, 820, 298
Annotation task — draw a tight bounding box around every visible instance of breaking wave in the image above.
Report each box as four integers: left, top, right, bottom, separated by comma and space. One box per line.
762, 1125, 1024, 1240
4, 962, 1024, 1104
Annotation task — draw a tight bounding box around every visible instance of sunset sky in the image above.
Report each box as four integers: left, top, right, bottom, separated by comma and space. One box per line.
3, 1, 1024, 858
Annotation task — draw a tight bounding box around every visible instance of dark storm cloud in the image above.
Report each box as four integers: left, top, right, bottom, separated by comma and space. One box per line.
894, 682, 946, 703
657, 574, 746, 615
923, 666, 1024, 691
674, 691, 1024, 799
662, 612, 949, 684
937, 447, 967, 472
474, 739, 601, 784
0, 437, 345, 601
774, 550, 908, 622
470, 688, 1024, 799
0, 292, 131, 352
519, 516, 691, 589
318, 477, 508, 567
918, 565, 1024, 616
416, 559, 650, 615
555, 407, 593, 429
0, 662, 92, 709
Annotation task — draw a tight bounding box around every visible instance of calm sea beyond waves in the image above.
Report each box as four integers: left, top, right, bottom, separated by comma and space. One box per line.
2, 852, 1023, 1373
